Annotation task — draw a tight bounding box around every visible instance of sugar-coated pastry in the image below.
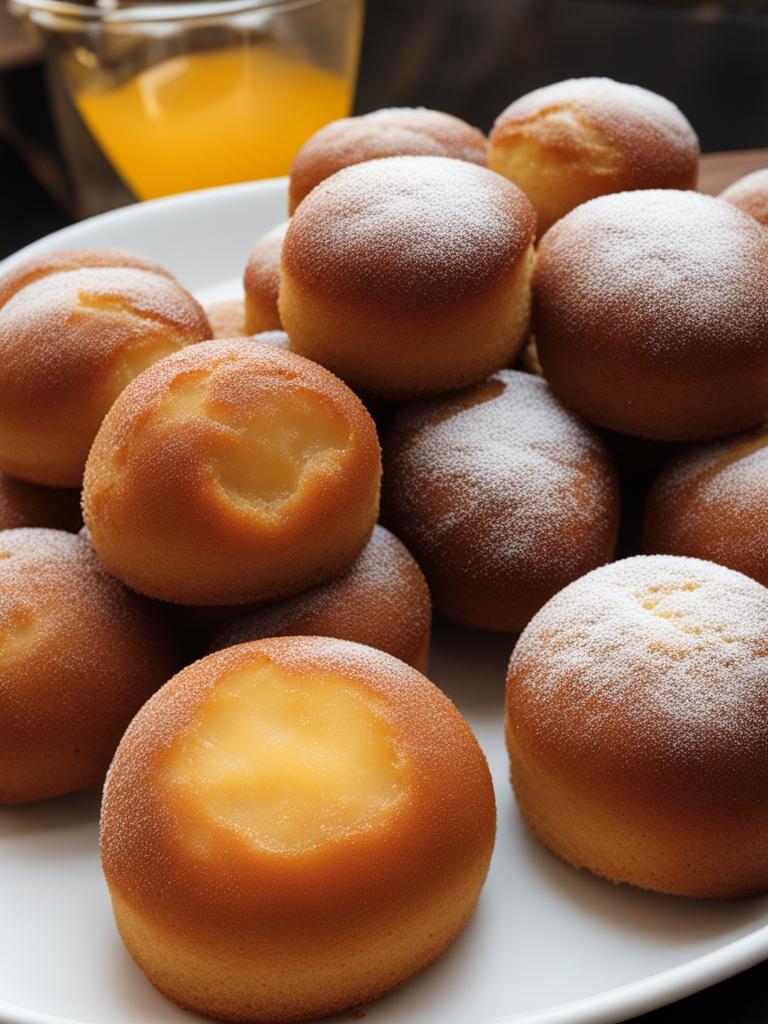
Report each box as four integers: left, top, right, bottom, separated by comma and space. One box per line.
243, 222, 287, 333
0, 529, 177, 804
720, 168, 768, 229
488, 77, 699, 235
0, 247, 174, 309
382, 370, 619, 632
506, 555, 768, 898
643, 424, 768, 587
211, 525, 432, 672
0, 250, 210, 486
101, 636, 495, 1023
204, 298, 247, 338
281, 156, 537, 399
288, 107, 487, 214
534, 190, 768, 441
83, 339, 381, 606
0, 473, 81, 532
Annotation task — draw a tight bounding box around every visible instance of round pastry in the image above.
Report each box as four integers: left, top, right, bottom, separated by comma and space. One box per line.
0, 474, 81, 532
0, 247, 173, 309
506, 554, 768, 898
204, 298, 247, 338
643, 424, 768, 588
211, 525, 432, 672
382, 369, 619, 632
243, 222, 287, 334
288, 106, 487, 214
534, 189, 768, 441
0, 528, 177, 804
280, 156, 537, 399
83, 339, 381, 606
0, 250, 210, 486
488, 77, 699, 235
720, 168, 768, 229
101, 636, 495, 1023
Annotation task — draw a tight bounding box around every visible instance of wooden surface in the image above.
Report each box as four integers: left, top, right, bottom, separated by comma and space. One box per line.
698, 148, 767, 195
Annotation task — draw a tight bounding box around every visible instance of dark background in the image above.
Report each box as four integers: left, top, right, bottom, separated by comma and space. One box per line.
1, 2, 768, 1020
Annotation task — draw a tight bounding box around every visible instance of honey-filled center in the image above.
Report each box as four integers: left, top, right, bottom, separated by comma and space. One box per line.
165, 660, 407, 854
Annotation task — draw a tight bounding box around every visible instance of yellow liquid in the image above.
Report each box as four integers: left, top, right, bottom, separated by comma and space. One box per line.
74, 47, 353, 200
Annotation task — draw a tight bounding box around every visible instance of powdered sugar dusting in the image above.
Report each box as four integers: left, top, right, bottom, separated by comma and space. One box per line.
509, 555, 768, 763
289, 107, 487, 210
210, 525, 430, 662
493, 77, 698, 179
536, 190, 768, 359
644, 425, 768, 584
243, 221, 287, 309
383, 370, 617, 583
284, 155, 536, 308
0, 266, 209, 389
720, 168, 768, 229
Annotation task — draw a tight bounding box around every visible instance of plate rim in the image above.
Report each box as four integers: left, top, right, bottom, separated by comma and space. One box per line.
1, 178, 767, 1024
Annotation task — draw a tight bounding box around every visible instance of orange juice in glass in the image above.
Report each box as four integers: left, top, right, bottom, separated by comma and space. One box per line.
13, 0, 363, 206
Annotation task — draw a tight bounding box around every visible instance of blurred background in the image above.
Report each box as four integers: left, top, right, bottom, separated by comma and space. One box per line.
1, 0, 767, 257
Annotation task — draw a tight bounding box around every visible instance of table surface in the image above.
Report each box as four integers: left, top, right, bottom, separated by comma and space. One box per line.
698, 149, 767, 194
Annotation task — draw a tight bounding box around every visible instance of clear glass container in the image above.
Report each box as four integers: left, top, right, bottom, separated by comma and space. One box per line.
12, 0, 364, 214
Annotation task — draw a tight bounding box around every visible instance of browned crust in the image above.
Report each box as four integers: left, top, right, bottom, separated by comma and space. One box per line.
0, 528, 177, 804
288, 107, 487, 213
101, 637, 495, 1020
210, 524, 432, 670
0, 258, 211, 486
488, 78, 699, 234
505, 555, 768, 898
204, 298, 247, 339
381, 370, 619, 632
82, 339, 382, 605
282, 156, 535, 312
720, 168, 768, 229
280, 157, 536, 398
0, 248, 177, 310
642, 425, 768, 587
243, 223, 287, 333
533, 190, 768, 441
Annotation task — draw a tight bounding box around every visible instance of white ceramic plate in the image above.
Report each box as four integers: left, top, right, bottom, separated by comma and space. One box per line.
1, 179, 767, 1024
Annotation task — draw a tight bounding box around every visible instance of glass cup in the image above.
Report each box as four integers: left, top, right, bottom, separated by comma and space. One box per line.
11, 0, 364, 215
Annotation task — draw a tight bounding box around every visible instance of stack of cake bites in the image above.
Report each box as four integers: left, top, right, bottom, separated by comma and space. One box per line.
2, 75, 768, 1024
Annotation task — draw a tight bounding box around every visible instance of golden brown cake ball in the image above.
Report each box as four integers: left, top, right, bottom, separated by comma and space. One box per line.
0, 474, 81, 532
534, 190, 768, 441
488, 77, 699, 235
643, 424, 768, 587
211, 525, 432, 671
204, 298, 247, 338
720, 168, 768, 229
0, 247, 173, 309
0, 528, 177, 804
382, 369, 619, 632
0, 251, 210, 487
281, 155, 537, 399
288, 107, 487, 214
83, 339, 381, 606
101, 636, 495, 1023
243, 222, 287, 333
506, 555, 768, 898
